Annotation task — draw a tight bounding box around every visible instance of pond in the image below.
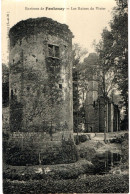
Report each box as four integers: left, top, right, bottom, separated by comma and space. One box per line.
91, 151, 121, 175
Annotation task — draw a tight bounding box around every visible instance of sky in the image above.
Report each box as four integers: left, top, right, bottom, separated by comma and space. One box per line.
2, 0, 116, 64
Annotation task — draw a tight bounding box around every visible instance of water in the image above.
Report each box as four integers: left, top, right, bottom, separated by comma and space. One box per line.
91, 151, 121, 175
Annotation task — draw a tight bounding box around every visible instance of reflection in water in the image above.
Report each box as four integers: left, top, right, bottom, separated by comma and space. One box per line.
92, 151, 121, 175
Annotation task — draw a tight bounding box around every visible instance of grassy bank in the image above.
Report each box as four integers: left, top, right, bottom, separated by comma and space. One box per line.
3, 174, 129, 193
3, 132, 129, 193
3, 159, 94, 181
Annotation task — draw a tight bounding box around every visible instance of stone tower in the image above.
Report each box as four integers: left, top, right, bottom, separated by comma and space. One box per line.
84, 53, 100, 132
9, 17, 77, 165
84, 53, 120, 133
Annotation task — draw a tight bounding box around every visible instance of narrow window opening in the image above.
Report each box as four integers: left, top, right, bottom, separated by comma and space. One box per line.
55, 46, 60, 58
48, 44, 54, 57
93, 101, 96, 107
59, 84, 62, 89
48, 44, 60, 58
11, 90, 13, 99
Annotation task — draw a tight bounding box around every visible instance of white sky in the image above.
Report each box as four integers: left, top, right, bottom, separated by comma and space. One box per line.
2, 0, 116, 64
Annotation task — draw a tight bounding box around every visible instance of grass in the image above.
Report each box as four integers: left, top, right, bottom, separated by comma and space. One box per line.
3, 159, 94, 181
3, 174, 129, 193
3, 132, 129, 193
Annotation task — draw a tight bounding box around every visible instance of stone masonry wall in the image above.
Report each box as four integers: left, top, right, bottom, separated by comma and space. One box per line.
85, 73, 99, 132
3, 107, 9, 132
8, 18, 77, 164
9, 18, 73, 133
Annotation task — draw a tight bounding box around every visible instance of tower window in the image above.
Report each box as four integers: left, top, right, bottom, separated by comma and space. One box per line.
48, 44, 60, 58
93, 101, 96, 107
11, 90, 13, 99
59, 84, 62, 89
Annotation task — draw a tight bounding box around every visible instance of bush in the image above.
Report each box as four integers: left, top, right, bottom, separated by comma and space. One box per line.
58, 169, 79, 179
5, 136, 78, 166
79, 147, 96, 161
5, 141, 39, 166
74, 135, 80, 145
109, 133, 128, 144
79, 135, 87, 142
3, 174, 129, 193
121, 139, 128, 163
74, 135, 88, 145
109, 138, 122, 143
61, 138, 78, 163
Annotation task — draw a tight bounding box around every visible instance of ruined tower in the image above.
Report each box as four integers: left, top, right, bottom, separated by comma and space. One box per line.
9, 17, 76, 164
84, 53, 100, 132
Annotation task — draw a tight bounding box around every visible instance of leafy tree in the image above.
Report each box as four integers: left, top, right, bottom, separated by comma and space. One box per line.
95, 0, 128, 130
2, 63, 9, 83
72, 44, 88, 133
72, 43, 88, 68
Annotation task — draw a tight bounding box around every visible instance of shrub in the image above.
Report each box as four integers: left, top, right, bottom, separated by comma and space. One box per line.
74, 135, 80, 145
79, 147, 96, 161
61, 138, 78, 163
74, 134, 88, 145
79, 135, 87, 142
5, 141, 39, 165
5, 135, 78, 166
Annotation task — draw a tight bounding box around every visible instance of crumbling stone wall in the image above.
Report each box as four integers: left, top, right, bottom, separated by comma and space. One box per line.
113, 105, 120, 132
107, 102, 120, 132
83, 53, 120, 133
9, 17, 77, 164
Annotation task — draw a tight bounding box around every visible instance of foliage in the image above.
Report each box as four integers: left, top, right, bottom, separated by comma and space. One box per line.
5, 141, 39, 165
3, 159, 93, 183
40, 138, 78, 165
74, 134, 88, 145
72, 44, 88, 132
95, 0, 128, 120
121, 137, 128, 163
2, 63, 9, 83
61, 137, 78, 163
72, 43, 88, 68
3, 173, 129, 193
109, 132, 128, 163
5, 137, 78, 166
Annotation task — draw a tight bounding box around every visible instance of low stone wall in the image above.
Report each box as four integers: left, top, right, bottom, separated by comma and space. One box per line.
6, 131, 77, 165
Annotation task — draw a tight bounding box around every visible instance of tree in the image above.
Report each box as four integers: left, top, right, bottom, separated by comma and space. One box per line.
2, 63, 9, 83
95, 0, 128, 131
110, 0, 128, 112
72, 44, 88, 133
72, 43, 88, 68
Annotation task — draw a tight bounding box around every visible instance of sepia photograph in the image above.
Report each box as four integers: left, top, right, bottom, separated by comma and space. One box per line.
2, 0, 128, 193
